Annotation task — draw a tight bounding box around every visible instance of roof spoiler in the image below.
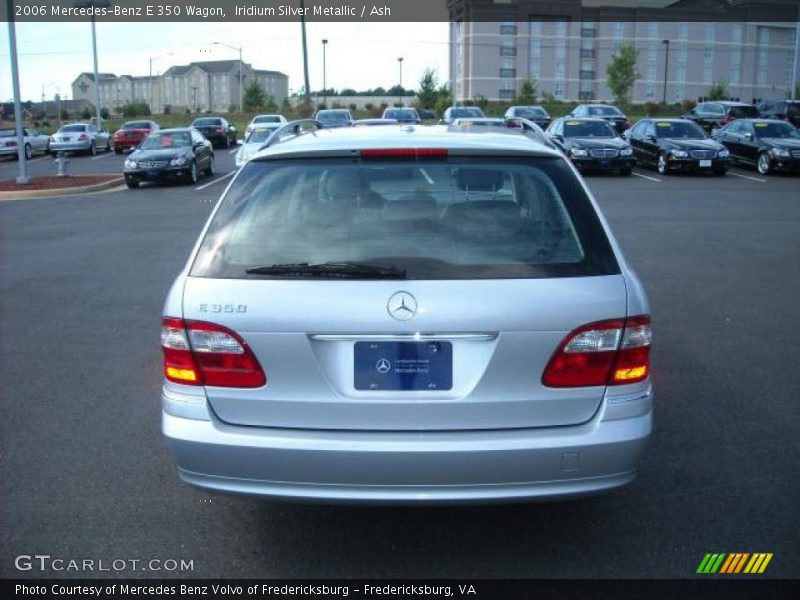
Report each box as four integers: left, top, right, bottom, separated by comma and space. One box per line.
259, 119, 323, 151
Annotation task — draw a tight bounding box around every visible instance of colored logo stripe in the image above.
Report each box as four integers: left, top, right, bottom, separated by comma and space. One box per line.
697, 552, 773, 574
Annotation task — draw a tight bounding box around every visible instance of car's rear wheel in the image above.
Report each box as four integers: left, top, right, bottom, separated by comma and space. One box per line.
657, 152, 670, 175
757, 152, 772, 175
222, 136, 229, 149
23, 144, 32, 160
89, 141, 96, 156
114, 146, 122, 154
203, 155, 214, 176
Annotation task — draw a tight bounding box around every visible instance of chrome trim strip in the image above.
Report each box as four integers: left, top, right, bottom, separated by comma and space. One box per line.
309, 333, 499, 341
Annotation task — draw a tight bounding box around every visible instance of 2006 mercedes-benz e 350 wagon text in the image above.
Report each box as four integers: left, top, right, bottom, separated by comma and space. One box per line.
161, 121, 653, 503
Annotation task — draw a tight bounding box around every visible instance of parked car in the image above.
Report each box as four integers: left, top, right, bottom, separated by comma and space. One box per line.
546, 117, 636, 175
625, 118, 730, 176
245, 114, 288, 138
756, 99, 800, 128
160, 123, 653, 503
112, 120, 159, 154
235, 125, 281, 168
49, 122, 111, 155
567, 104, 630, 134
352, 119, 399, 127
123, 128, 213, 188
417, 108, 437, 121
503, 106, 551, 130
190, 117, 237, 148
439, 106, 486, 124
712, 118, 800, 175
0, 127, 51, 159
313, 109, 354, 128
452, 118, 506, 128
381, 108, 421, 124
683, 101, 759, 134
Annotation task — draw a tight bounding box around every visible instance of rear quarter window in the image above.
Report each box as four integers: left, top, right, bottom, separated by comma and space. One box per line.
191, 157, 619, 280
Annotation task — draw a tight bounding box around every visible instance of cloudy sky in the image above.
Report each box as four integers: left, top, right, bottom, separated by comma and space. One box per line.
0, 21, 450, 102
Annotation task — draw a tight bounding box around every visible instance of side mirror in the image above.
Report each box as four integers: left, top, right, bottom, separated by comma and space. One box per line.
551, 134, 564, 143
744, 132, 754, 141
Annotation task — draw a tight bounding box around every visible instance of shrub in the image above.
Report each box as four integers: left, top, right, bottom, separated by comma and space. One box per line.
80, 108, 91, 120
100, 107, 110, 120
348, 103, 357, 111
681, 99, 696, 113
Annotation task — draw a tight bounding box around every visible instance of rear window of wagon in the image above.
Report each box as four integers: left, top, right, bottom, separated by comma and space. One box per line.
191, 157, 619, 280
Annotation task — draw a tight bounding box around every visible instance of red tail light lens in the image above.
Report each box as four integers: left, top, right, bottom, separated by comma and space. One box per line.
720, 117, 731, 126
161, 318, 266, 388
360, 148, 448, 160
542, 316, 651, 387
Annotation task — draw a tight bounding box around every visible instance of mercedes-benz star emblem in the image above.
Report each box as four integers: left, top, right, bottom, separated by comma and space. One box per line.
387, 291, 418, 321
375, 358, 391, 374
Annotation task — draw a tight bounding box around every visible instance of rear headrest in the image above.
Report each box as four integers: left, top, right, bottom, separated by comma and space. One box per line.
324, 170, 362, 201
384, 193, 438, 220
455, 168, 504, 192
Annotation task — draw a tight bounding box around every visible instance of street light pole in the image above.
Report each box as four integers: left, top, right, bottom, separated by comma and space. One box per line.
213, 42, 244, 112
662, 39, 670, 105
300, 0, 311, 110
90, 14, 102, 127
398, 57, 404, 103
6, 0, 29, 183
792, 7, 799, 100
322, 39, 328, 107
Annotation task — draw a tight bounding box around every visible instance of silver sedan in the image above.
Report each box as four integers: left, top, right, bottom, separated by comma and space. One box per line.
0, 127, 51, 159
49, 123, 111, 155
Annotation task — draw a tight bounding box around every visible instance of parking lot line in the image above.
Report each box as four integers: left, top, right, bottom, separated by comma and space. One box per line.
195, 171, 234, 191
228, 147, 239, 155
90, 152, 116, 161
727, 171, 767, 183
632, 171, 662, 183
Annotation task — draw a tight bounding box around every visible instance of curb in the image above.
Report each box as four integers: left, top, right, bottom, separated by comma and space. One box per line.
0, 177, 125, 201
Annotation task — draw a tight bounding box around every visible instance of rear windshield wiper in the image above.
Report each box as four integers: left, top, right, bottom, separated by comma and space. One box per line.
246, 261, 407, 279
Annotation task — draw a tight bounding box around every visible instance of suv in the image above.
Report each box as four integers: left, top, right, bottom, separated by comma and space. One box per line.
161, 122, 653, 503
756, 99, 800, 128
683, 101, 759, 133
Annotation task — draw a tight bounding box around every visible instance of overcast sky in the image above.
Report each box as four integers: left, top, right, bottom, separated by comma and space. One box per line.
0, 22, 451, 102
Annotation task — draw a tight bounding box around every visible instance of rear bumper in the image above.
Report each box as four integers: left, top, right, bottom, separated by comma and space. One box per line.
50, 141, 92, 152
162, 388, 653, 504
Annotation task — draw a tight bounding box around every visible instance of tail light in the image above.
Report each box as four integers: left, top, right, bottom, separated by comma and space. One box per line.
360, 148, 448, 160
542, 316, 651, 387
720, 117, 731, 126
5, 141, 16, 147
216, 127, 224, 133
78, 134, 88, 140
161, 318, 266, 388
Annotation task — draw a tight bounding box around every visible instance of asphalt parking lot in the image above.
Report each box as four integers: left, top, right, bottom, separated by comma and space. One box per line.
1, 149, 798, 579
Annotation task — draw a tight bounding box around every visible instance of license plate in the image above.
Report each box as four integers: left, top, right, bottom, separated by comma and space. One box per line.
599, 160, 611, 167
699, 160, 712, 167
146, 170, 159, 178
354, 341, 452, 391
63, 136, 70, 142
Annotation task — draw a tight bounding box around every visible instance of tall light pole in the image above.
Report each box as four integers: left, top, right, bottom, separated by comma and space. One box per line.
322, 39, 328, 107
75, 1, 110, 128
662, 39, 670, 105
213, 41, 243, 112
792, 6, 800, 100
6, 0, 29, 183
300, 0, 311, 110
149, 52, 173, 114
398, 57, 404, 103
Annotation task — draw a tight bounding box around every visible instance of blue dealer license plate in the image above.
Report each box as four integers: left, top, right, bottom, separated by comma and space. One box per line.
354, 341, 452, 391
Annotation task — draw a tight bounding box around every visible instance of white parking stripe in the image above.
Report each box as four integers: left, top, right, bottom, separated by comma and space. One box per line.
727, 171, 766, 183
90, 152, 115, 161
228, 147, 239, 155
194, 171, 234, 191
632, 171, 661, 182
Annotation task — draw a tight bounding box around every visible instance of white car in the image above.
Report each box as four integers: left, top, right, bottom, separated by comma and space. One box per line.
49, 123, 111, 155
0, 127, 51, 159
235, 125, 281, 167
244, 114, 287, 139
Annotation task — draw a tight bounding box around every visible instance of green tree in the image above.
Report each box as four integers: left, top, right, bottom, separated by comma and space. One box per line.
81, 108, 91, 120
472, 95, 489, 111
243, 80, 266, 112
514, 78, 538, 105
60, 109, 69, 120
100, 107, 110, 120
280, 97, 291, 113
434, 84, 453, 117
606, 44, 640, 106
417, 68, 439, 109
707, 81, 729, 101
263, 95, 278, 113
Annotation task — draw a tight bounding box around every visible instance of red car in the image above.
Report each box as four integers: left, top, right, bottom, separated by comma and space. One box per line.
112, 120, 159, 154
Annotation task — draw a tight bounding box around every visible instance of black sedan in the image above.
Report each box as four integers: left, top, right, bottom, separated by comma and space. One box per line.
712, 119, 800, 175
567, 104, 630, 134
190, 116, 237, 148
625, 118, 730, 176
503, 105, 551, 130
123, 128, 214, 188
546, 118, 636, 175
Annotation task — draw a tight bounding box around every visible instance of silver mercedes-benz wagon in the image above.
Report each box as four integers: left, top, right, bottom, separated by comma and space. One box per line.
161, 121, 653, 503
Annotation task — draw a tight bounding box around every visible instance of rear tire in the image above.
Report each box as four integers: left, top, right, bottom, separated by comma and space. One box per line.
88, 141, 97, 156
114, 147, 122, 154
24, 144, 32, 160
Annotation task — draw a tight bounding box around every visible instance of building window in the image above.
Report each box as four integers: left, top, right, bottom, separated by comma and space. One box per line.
554, 83, 565, 99
554, 22, 567, 37
648, 44, 658, 62
646, 66, 657, 82
581, 26, 596, 38
732, 24, 743, 44
614, 22, 625, 39
676, 66, 687, 84
648, 23, 659, 39
579, 70, 595, 80
500, 46, 517, 57
678, 23, 689, 40
704, 65, 713, 84
645, 85, 655, 100
677, 44, 688, 64
555, 60, 566, 79
579, 91, 593, 100
705, 24, 715, 42
580, 49, 595, 59
704, 47, 714, 62
499, 88, 515, 99
500, 68, 516, 78
500, 23, 517, 35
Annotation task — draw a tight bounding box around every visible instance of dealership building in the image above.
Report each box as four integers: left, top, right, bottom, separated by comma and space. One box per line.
448, 0, 800, 103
